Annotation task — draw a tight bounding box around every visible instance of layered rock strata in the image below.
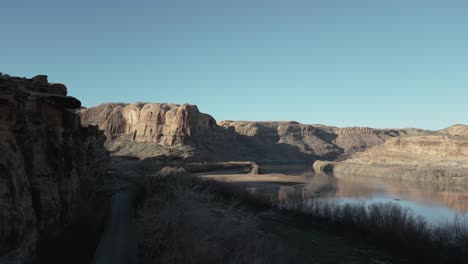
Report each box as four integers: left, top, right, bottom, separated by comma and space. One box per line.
218, 121, 408, 160
79, 103, 216, 145
80, 103, 410, 162
331, 136, 468, 185
0, 75, 108, 262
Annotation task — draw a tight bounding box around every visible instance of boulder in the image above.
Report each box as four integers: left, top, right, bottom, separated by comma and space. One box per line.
312, 160, 336, 173
32, 75, 48, 84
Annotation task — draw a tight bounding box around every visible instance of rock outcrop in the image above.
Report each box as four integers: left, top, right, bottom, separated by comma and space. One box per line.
80, 103, 217, 145
333, 135, 468, 185
312, 160, 336, 173
219, 121, 409, 160
80, 102, 414, 162
218, 121, 340, 158
0, 75, 108, 262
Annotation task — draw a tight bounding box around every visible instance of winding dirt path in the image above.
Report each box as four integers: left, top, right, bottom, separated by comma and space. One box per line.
92, 180, 138, 264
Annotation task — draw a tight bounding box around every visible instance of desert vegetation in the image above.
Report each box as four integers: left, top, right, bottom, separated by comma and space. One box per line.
278, 197, 468, 264
105, 137, 196, 160
114, 154, 468, 264
136, 169, 300, 264
135, 163, 468, 263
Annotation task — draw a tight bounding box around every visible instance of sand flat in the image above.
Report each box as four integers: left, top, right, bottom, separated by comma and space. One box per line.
201, 173, 308, 183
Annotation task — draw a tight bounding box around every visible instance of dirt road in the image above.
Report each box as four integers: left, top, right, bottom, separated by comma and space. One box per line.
93, 180, 138, 264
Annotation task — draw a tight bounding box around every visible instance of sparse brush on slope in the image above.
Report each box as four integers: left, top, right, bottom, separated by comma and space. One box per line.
133, 161, 468, 264
137, 171, 301, 264
278, 197, 468, 264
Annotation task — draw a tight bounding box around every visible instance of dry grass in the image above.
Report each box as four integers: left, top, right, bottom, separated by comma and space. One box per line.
279, 197, 468, 264
137, 172, 300, 264
105, 137, 195, 160
159, 166, 186, 176
165, 172, 468, 263
134, 160, 468, 264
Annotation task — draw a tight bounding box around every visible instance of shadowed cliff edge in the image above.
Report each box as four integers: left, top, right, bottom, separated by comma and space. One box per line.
0, 74, 109, 263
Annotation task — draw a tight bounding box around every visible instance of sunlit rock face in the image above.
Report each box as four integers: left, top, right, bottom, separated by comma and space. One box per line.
334, 135, 468, 185
80, 102, 217, 145
81, 102, 409, 162
312, 160, 336, 173
0, 75, 108, 262
384, 136, 468, 157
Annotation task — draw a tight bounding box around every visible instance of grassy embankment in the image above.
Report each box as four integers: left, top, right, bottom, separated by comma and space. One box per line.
136, 165, 300, 264
279, 195, 468, 264
136, 161, 468, 264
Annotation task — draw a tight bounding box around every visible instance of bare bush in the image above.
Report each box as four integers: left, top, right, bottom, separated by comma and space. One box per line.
278, 198, 468, 264
159, 166, 186, 176
137, 173, 300, 264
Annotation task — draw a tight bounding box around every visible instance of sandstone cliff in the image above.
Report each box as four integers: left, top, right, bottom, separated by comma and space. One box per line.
80, 103, 411, 162
331, 135, 468, 185
0, 75, 108, 262
79, 102, 217, 145
218, 121, 408, 160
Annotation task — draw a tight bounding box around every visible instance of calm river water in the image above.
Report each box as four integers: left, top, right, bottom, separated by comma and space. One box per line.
202, 165, 468, 224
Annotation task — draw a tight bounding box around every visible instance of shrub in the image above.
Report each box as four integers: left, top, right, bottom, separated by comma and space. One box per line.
137, 173, 301, 264
278, 198, 468, 264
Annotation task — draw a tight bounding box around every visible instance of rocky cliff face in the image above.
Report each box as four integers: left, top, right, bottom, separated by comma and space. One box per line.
80, 103, 410, 162
80, 103, 217, 145
219, 121, 407, 160
384, 136, 468, 157
331, 135, 468, 185
0, 75, 108, 262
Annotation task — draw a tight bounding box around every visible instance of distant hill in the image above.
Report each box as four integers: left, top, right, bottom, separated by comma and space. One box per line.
440, 124, 468, 137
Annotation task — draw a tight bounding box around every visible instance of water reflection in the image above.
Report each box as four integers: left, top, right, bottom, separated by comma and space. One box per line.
242, 166, 468, 223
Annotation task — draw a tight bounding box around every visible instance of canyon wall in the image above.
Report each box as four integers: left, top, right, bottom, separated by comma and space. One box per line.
219, 121, 408, 160
79, 103, 217, 145
329, 136, 468, 185
80, 103, 413, 162
0, 75, 108, 262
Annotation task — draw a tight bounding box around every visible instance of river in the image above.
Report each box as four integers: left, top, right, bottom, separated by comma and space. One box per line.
200, 165, 468, 224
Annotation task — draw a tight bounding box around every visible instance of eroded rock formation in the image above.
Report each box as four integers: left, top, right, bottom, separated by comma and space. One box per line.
333, 135, 468, 185
80, 103, 411, 162
0, 75, 108, 262
312, 160, 336, 173
80, 103, 217, 145
219, 121, 408, 160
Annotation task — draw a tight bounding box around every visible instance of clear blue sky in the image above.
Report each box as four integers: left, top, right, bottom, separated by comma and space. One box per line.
1, 0, 467, 129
